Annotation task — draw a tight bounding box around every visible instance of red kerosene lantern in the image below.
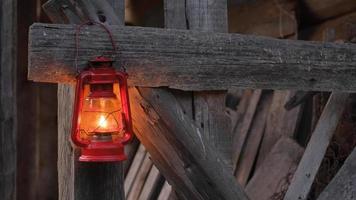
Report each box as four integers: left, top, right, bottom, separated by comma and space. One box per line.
71, 56, 133, 162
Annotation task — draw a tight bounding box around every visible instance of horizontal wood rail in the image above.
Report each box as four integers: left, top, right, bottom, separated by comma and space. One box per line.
29, 23, 356, 91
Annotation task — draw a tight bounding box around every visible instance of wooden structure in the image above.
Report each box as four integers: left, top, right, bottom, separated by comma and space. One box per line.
1, 0, 356, 200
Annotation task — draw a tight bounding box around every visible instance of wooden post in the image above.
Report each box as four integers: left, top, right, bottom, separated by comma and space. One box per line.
186, 0, 233, 168
0, 0, 17, 199
43, 0, 125, 199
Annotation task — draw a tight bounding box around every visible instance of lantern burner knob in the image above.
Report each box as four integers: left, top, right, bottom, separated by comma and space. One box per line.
92, 133, 113, 142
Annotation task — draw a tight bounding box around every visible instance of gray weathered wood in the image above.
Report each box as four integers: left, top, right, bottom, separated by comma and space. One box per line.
124, 144, 147, 195
127, 153, 153, 200
164, 0, 186, 29
284, 92, 349, 200
158, 181, 172, 200
43, 0, 125, 199
57, 85, 75, 200
130, 87, 249, 200
138, 165, 162, 200
246, 137, 304, 200
0, 0, 17, 199
317, 148, 356, 200
28, 22, 356, 92
186, 0, 232, 168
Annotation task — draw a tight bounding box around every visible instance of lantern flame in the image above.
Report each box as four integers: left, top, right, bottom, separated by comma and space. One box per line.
98, 115, 108, 128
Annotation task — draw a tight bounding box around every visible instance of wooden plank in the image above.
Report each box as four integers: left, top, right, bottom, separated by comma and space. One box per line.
124, 144, 147, 195
317, 148, 356, 200
138, 165, 162, 200
229, 0, 298, 38
123, 137, 140, 176
127, 153, 153, 200
0, 0, 17, 199
43, 0, 125, 199
284, 92, 349, 200
28, 22, 356, 92
234, 91, 273, 186
57, 84, 76, 200
157, 181, 172, 200
245, 137, 304, 200
130, 87, 249, 199
256, 90, 302, 167
232, 90, 262, 169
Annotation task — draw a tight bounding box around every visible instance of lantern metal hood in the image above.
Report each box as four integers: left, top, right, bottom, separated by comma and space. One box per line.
71, 56, 133, 162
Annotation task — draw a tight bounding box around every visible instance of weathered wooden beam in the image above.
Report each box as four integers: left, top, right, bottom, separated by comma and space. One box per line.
317, 148, 356, 200
130, 87, 249, 200
29, 22, 356, 92
0, 0, 17, 199
283, 93, 349, 200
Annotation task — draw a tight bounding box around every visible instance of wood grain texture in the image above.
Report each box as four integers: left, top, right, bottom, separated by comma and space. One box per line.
317, 148, 356, 200
44, 0, 125, 199
0, 0, 17, 199
130, 87, 249, 200
29, 22, 356, 92
164, 0, 186, 29
284, 93, 349, 200
245, 137, 304, 200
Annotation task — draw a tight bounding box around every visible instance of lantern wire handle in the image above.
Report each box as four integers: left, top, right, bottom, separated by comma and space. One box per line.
74, 21, 118, 74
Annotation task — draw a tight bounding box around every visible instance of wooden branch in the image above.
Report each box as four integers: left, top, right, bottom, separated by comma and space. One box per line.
284, 92, 349, 200
0, 0, 17, 199
29, 23, 356, 92
317, 148, 356, 200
